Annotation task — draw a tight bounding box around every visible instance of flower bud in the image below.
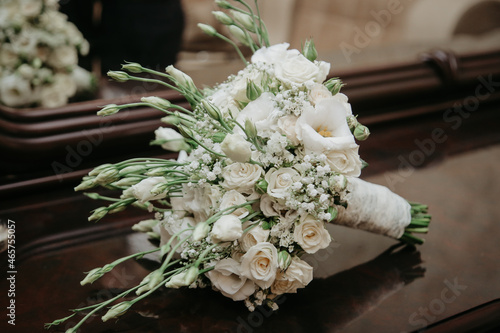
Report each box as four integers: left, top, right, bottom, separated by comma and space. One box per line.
88, 207, 108, 221
212, 11, 233, 25
302, 39, 318, 62
74, 179, 95, 191
215, 0, 232, 9
132, 219, 159, 233
136, 270, 164, 295
228, 25, 250, 46
80, 267, 103, 285
255, 178, 268, 194
97, 104, 120, 116
141, 96, 172, 109
192, 223, 210, 241
244, 118, 258, 139
165, 65, 197, 92
246, 80, 262, 101
161, 115, 181, 126
354, 124, 370, 141
88, 163, 113, 176
221, 133, 252, 163
197, 23, 217, 37
278, 251, 292, 270
346, 115, 359, 131
165, 267, 198, 289
230, 10, 256, 32
95, 167, 119, 184
178, 125, 194, 139
112, 177, 142, 187
119, 165, 148, 176
201, 99, 221, 121
101, 302, 131, 322
324, 77, 344, 95
121, 62, 143, 73
107, 70, 130, 82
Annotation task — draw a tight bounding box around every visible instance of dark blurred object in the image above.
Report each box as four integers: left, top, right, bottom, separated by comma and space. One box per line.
59, 0, 185, 74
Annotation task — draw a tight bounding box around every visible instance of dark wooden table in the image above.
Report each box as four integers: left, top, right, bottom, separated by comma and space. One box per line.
1, 53, 500, 332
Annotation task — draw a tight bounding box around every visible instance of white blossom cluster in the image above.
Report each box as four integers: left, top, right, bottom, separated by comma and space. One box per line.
0, 0, 94, 108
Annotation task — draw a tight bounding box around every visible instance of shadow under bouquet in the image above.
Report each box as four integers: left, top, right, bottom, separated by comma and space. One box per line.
47, 0, 430, 331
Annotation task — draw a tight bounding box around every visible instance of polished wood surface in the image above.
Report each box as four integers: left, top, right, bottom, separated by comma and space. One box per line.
1, 95, 500, 332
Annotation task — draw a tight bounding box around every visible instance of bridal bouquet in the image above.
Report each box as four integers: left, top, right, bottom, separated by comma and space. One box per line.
47, 0, 430, 331
0, 0, 95, 108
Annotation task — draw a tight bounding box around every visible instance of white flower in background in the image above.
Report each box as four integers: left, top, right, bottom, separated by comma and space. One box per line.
19, 0, 43, 18
239, 224, 270, 252
154, 127, 190, 152
131, 177, 167, 203
221, 162, 264, 193
206, 258, 257, 301
47, 45, 78, 69
0, 44, 18, 68
71, 66, 94, 93
271, 257, 313, 294
53, 72, 77, 98
221, 133, 252, 163
294, 215, 331, 254
240, 242, 279, 289
210, 215, 243, 243
0, 74, 33, 107
219, 190, 249, 219
37, 83, 68, 108
265, 167, 300, 200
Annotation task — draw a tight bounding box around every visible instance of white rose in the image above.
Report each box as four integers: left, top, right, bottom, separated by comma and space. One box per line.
221, 162, 264, 193
131, 177, 167, 203
251, 43, 329, 85
308, 83, 332, 105
221, 133, 252, 163
294, 215, 331, 254
271, 257, 313, 294
324, 146, 362, 177
277, 115, 300, 146
47, 45, 78, 69
0, 74, 33, 107
154, 127, 190, 152
239, 224, 270, 252
265, 167, 300, 200
219, 190, 249, 219
235, 92, 279, 138
211, 215, 243, 243
206, 258, 257, 301
240, 242, 278, 289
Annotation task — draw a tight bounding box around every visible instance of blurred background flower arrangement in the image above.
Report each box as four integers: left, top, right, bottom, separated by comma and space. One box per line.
0, 0, 95, 108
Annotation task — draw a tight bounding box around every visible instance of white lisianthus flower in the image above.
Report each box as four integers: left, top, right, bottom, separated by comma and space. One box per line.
294, 215, 331, 254
37, 83, 68, 108
210, 215, 243, 243
219, 190, 249, 219
228, 66, 265, 103
259, 194, 280, 217
240, 242, 278, 289
265, 167, 300, 200
154, 127, 190, 152
251, 43, 330, 85
0, 74, 33, 107
181, 184, 221, 223
47, 45, 78, 69
271, 257, 313, 294
221, 162, 264, 193
160, 215, 195, 253
296, 97, 362, 176
331, 92, 353, 116
206, 258, 257, 301
221, 133, 252, 163
208, 88, 239, 118
131, 177, 167, 203
239, 224, 270, 252
53, 73, 77, 98
0, 44, 18, 68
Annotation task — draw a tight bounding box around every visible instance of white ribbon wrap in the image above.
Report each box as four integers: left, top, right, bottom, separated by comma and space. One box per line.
334, 177, 411, 239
